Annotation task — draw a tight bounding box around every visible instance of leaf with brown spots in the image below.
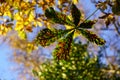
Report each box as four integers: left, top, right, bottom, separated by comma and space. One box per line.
35, 28, 70, 46
79, 29, 106, 45
53, 31, 74, 60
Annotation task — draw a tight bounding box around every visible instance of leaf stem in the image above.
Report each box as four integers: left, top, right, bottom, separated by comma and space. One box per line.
84, 9, 99, 21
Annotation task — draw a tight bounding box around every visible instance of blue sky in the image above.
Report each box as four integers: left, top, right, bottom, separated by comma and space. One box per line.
0, 41, 17, 80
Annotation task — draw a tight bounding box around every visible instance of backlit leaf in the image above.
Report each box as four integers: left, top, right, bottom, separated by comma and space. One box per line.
71, 3, 81, 26
45, 7, 74, 26
53, 31, 74, 60
18, 30, 27, 40
0, 24, 12, 35
78, 20, 96, 29
35, 28, 70, 47
79, 29, 106, 45
72, 0, 78, 4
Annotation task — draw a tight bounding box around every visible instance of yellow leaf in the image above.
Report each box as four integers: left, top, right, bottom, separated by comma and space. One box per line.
37, 21, 42, 27
18, 30, 27, 40
15, 22, 24, 31
28, 11, 35, 22
0, 31, 2, 35
26, 43, 37, 53
72, 0, 78, 4
67, 15, 73, 21
33, 21, 42, 27
0, 12, 2, 16
24, 21, 29, 26
14, 13, 23, 21
58, 0, 66, 5
65, 25, 74, 29
4, 11, 12, 18
0, 24, 11, 35
73, 30, 80, 39
24, 10, 31, 15
20, 1, 28, 10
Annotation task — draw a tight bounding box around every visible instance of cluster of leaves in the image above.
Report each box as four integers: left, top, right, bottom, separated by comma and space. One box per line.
0, 0, 43, 39
95, 0, 120, 15
33, 43, 108, 80
0, 0, 91, 79
35, 3, 106, 60
94, 0, 120, 27
3, 0, 120, 79
0, 0, 80, 38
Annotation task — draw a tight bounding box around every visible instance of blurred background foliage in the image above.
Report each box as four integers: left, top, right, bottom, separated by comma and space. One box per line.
33, 43, 107, 80
0, 0, 120, 80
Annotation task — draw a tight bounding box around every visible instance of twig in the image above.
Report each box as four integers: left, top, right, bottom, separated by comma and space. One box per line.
84, 9, 99, 21
113, 22, 120, 35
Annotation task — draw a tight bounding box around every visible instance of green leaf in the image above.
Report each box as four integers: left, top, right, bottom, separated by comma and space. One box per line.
78, 20, 96, 29
53, 31, 74, 60
71, 3, 81, 26
45, 7, 57, 20
35, 28, 70, 47
45, 7, 74, 26
79, 29, 106, 45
